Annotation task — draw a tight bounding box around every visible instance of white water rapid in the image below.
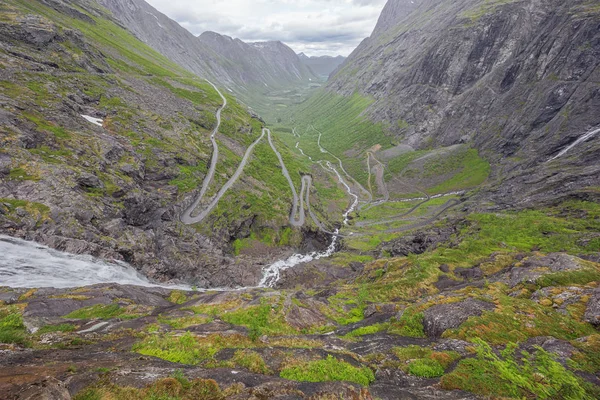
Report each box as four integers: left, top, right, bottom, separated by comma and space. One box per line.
258, 161, 360, 288
0, 235, 187, 289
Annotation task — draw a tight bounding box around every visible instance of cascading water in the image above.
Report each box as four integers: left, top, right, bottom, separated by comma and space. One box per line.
258, 162, 359, 288
0, 235, 188, 289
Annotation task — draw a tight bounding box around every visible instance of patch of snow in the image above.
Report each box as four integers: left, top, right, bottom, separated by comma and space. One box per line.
145, 11, 163, 28
81, 115, 103, 127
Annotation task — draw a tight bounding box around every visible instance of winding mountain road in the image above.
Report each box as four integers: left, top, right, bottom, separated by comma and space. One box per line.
181, 80, 227, 224
267, 129, 305, 226
364, 151, 389, 209
311, 125, 372, 204
181, 129, 266, 224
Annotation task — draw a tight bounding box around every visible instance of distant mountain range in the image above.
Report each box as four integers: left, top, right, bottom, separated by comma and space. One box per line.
97, 0, 316, 93
298, 53, 346, 78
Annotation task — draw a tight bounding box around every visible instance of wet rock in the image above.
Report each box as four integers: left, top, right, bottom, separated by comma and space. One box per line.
0, 291, 20, 304
15, 377, 71, 400
370, 382, 478, 400
349, 261, 365, 273
584, 287, 600, 327
347, 333, 431, 356
120, 164, 144, 181
434, 275, 462, 291
335, 312, 395, 336
439, 264, 450, 273
24, 297, 112, 318
286, 304, 328, 331
423, 299, 495, 337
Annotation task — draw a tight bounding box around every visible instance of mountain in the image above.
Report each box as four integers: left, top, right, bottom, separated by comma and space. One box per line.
1, 1, 600, 399
0, 0, 336, 289
297, 0, 600, 207
96, 0, 316, 96
298, 52, 346, 78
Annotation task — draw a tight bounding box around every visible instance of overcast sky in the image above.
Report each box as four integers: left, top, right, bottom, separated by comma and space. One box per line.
145, 0, 388, 57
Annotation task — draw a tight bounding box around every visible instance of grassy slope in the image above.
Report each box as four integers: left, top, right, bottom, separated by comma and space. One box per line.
2, 201, 599, 399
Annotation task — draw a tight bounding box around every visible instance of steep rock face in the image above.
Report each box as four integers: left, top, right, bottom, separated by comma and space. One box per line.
198, 32, 316, 88
96, 0, 316, 90
95, 0, 216, 81
298, 53, 346, 78
327, 0, 600, 205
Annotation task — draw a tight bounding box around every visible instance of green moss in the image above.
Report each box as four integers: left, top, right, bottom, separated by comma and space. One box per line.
537, 269, 600, 288
29, 145, 73, 164
37, 323, 76, 334
23, 112, 70, 139
445, 293, 595, 345
388, 308, 425, 337
232, 349, 271, 374
0, 305, 29, 346
99, 95, 125, 109
441, 339, 592, 399
408, 358, 445, 378
64, 303, 146, 320
280, 355, 375, 386
167, 290, 188, 305
8, 167, 40, 181
169, 164, 207, 193
221, 300, 295, 339
73, 377, 224, 400
133, 332, 213, 365
344, 323, 389, 338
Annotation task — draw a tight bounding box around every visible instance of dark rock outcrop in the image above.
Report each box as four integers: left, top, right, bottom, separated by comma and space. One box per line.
584, 287, 600, 327
423, 298, 495, 337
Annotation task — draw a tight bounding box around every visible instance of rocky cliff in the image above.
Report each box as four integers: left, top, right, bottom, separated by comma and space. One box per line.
325, 0, 600, 206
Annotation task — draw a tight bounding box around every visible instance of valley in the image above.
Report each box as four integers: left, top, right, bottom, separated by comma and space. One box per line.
0, 0, 599, 399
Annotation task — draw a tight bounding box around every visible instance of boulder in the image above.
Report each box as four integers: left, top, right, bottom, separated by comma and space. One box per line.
584, 287, 600, 327
423, 298, 495, 337
454, 267, 483, 280
77, 172, 103, 189
508, 253, 583, 287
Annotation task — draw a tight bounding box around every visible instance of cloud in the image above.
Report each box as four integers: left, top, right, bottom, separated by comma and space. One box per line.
145, 0, 387, 56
